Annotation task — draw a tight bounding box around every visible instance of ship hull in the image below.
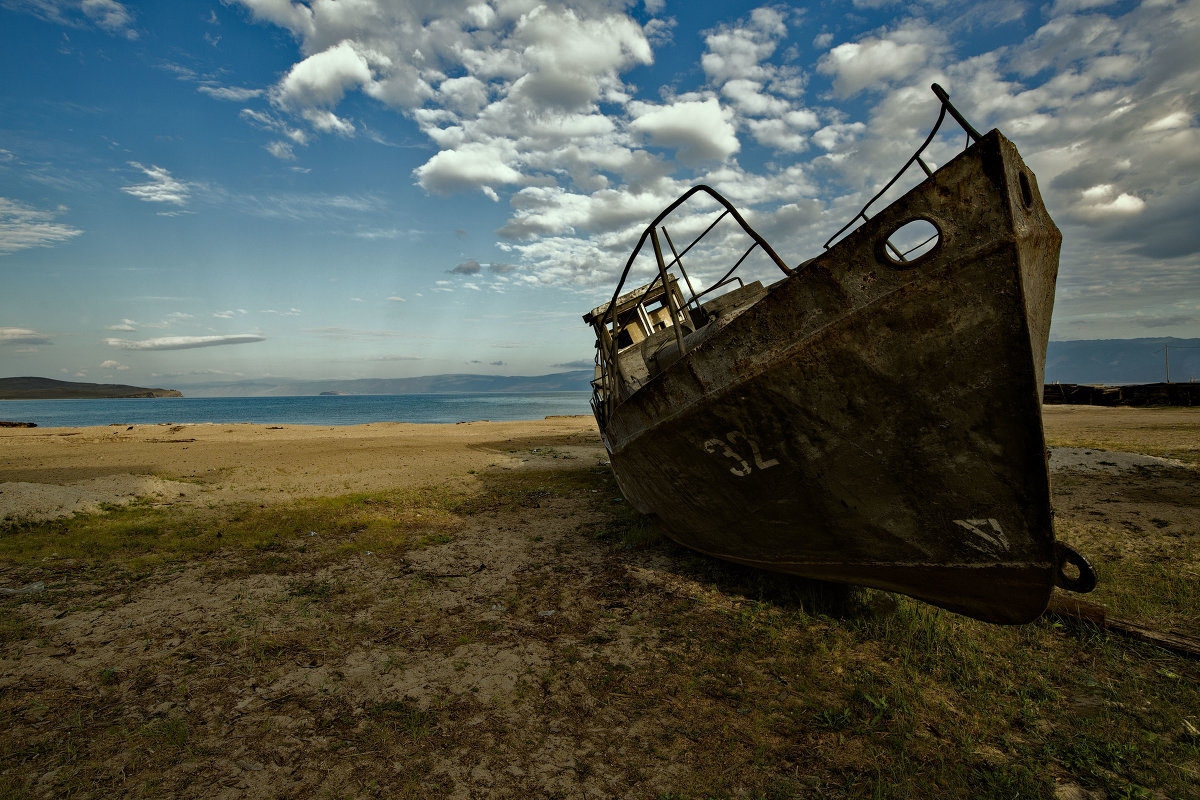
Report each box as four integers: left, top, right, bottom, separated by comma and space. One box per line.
601, 131, 1063, 624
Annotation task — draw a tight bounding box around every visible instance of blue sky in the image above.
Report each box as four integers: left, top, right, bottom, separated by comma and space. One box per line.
1, 0, 1197, 391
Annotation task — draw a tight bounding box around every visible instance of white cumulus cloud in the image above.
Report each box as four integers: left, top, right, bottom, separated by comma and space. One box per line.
222, 0, 1200, 338
415, 142, 524, 200
273, 40, 374, 112
819, 36, 931, 97
629, 98, 740, 163
1075, 184, 1146, 220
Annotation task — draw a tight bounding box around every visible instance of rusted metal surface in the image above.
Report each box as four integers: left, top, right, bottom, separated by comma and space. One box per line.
583, 87, 1096, 624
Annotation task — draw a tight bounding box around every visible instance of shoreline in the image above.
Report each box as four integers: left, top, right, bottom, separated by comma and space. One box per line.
0, 392, 595, 429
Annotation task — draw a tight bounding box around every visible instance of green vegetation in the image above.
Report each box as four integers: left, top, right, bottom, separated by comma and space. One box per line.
0, 485, 469, 568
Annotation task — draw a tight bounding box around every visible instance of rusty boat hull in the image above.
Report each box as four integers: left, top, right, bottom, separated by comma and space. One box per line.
588, 120, 1094, 624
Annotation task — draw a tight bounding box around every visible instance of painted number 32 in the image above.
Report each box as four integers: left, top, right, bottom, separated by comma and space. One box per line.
703, 432, 780, 477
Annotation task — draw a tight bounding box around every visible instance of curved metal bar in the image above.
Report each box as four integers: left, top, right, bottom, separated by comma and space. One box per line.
665, 211, 730, 276
822, 103, 949, 250
600, 184, 792, 335
593, 85, 985, 417
712, 242, 762, 293
931, 83, 983, 143
594, 185, 793, 414
822, 84, 983, 251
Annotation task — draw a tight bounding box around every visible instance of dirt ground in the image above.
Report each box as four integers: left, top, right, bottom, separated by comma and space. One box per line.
0, 407, 1197, 798
0, 417, 603, 523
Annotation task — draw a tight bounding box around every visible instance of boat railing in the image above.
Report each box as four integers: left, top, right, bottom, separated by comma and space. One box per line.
822, 83, 983, 252
590, 85, 984, 423
685, 275, 746, 313
590, 185, 792, 421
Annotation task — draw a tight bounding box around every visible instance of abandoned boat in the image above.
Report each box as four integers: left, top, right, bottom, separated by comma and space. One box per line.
583, 85, 1095, 624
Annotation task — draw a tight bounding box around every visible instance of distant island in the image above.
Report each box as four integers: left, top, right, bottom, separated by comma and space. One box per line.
0, 377, 183, 400
0, 372, 593, 399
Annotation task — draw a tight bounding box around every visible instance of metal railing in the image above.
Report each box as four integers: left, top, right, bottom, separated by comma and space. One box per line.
589, 185, 791, 425
590, 85, 986, 425
822, 84, 983, 252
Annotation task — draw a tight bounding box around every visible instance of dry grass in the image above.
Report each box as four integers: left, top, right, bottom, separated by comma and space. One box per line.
1, 418, 1198, 799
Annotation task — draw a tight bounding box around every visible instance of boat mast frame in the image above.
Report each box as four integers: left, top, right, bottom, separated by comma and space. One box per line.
589, 84, 987, 429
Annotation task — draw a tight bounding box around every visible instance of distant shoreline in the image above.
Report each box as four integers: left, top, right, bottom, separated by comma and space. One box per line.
1043, 382, 1200, 407
0, 377, 181, 400
0, 371, 594, 399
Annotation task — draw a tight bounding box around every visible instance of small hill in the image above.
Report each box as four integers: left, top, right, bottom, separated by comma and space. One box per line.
0, 377, 183, 400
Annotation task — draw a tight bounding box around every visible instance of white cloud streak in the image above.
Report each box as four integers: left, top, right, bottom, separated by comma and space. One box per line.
122, 163, 193, 206
81, 0, 136, 38
1, 326, 52, 345
104, 334, 266, 350
7, 0, 138, 39
199, 85, 264, 101
0, 198, 83, 255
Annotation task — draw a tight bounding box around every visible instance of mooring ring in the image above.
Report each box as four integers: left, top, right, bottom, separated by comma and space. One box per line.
1054, 542, 1097, 594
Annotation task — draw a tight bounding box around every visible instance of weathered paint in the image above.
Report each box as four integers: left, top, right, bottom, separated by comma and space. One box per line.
588, 130, 1092, 624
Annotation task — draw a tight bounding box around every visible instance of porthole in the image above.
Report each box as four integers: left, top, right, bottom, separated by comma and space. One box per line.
1018, 171, 1034, 210
880, 218, 941, 268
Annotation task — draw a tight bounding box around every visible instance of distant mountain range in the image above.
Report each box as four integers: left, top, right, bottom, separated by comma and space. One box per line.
4, 338, 1196, 400
1045, 337, 1200, 384
169, 339, 1200, 395
0, 377, 183, 399
174, 371, 594, 397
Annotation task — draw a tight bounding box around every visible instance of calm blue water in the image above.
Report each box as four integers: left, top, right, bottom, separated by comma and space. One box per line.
0, 392, 593, 428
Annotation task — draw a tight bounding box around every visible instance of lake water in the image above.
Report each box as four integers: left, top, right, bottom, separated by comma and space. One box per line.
0, 392, 594, 428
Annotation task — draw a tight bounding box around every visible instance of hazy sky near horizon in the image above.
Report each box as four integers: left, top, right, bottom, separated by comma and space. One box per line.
2, 0, 1198, 388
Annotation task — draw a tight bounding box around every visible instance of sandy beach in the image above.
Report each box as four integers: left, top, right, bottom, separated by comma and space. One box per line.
1, 407, 1197, 798
2, 406, 1195, 523
0, 416, 604, 524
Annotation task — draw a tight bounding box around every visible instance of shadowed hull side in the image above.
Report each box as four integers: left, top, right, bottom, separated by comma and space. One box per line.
601, 132, 1062, 624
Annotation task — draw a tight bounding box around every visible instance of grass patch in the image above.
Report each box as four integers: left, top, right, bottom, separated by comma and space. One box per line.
0, 484, 474, 569
1044, 409, 1200, 466
2, 455, 1197, 798
364, 699, 436, 740
0, 605, 40, 645
135, 716, 190, 753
